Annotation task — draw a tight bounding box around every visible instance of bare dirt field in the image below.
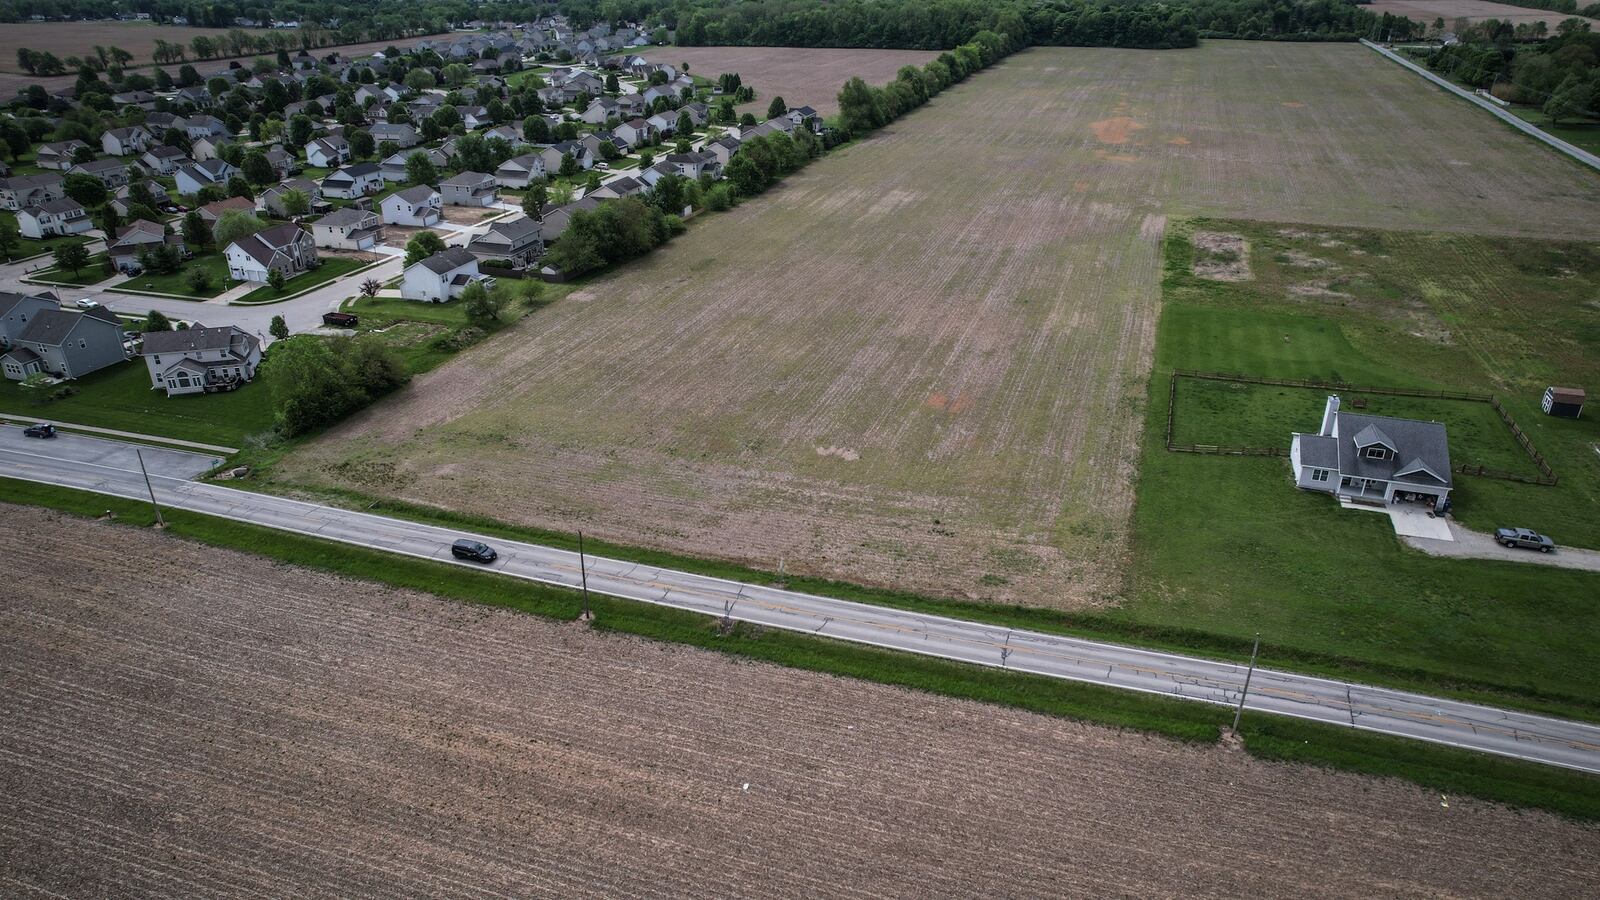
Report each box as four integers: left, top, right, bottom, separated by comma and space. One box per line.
2, 505, 1596, 898
1367, 0, 1599, 28
640, 46, 938, 115
273, 42, 1600, 611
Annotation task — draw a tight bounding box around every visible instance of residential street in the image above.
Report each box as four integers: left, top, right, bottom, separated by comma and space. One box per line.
5, 426, 1600, 777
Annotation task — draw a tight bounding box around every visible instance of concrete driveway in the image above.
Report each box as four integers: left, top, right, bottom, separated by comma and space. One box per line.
1404, 520, 1600, 572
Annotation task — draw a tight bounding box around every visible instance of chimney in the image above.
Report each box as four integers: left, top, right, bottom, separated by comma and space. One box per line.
1320, 395, 1340, 437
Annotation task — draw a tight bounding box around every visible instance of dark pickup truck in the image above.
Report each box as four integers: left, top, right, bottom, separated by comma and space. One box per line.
1495, 527, 1555, 552
322, 311, 359, 328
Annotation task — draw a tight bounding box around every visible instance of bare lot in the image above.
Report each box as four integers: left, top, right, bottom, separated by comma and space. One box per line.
1367, 0, 1598, 28
1, 505, 1595, 898
274, 43, 1600, 610
641, 45, 938, 115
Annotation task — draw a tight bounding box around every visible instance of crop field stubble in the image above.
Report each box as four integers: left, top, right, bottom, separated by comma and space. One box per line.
639, 46, 939, 115
1365, 0, 1599, 29
272, 42, 1600, 612
2, 505, 1598, 898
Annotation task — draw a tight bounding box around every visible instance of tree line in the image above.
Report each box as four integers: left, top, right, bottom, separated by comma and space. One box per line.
1422, 25, 1600, 124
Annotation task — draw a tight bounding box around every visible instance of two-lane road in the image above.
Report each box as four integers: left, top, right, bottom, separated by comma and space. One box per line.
5, 426, 1600, 774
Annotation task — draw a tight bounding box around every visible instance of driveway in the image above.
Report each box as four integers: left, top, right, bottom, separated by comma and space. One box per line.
1404, 520, 1600, 572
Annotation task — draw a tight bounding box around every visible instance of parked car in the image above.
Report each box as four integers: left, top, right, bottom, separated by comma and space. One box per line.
74, 298, 100, 309
22, 423, 56, 438
451, 539, 498, 562
596, 161, 610, 170
1495, 527, 1554, 552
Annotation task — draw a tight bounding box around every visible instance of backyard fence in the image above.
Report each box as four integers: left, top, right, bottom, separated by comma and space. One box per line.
1164, 371, 1558, 485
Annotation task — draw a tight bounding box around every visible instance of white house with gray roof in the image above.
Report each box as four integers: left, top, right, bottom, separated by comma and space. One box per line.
1290, 395, 1454, 508
401, 247, 492, 302
141, 324, 263, 395
380, 185, 441, 226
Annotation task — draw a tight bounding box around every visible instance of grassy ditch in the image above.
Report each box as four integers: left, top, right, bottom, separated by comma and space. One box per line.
7, 474, 1600, 821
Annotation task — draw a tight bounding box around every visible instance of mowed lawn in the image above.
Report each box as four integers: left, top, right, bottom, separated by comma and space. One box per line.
1123, 220, 1600, 716
273, 42, 1600, 613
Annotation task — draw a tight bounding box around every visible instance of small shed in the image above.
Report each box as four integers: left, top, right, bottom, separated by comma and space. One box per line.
1542, 386, 1585, 419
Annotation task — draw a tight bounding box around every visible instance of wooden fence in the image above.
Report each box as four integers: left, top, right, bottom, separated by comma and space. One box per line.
1165, 371, 1558, 485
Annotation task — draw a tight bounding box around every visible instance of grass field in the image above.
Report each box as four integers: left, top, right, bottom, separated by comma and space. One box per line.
639, 46, 939, 115
28, 253, 112, 286
112, 252, 234, 298
272, 42, 1600, 614
0, 358, 274, 446
3, 502, 1599, 896
1122, 219, 1600, 715
234, 256, 367, 303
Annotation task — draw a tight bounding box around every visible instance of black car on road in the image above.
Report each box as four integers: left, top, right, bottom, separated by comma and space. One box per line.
451, 539, 498, 562
22, 423, 56, 438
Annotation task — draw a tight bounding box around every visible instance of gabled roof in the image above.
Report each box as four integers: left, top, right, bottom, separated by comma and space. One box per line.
25, 197, 86, 215
316, 207, 376, 227
143, 324, 258, 356
416, 247, 478, 274
441, 170, 495, 186
390, 184, 439, 204
1350, 422, 1395, 451
1334, 411, 1452, 489
16, 307, 120, 346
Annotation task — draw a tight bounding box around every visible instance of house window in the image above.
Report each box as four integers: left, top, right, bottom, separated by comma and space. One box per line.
1311, 469, 1329, 482
1364, 447, 1386, 460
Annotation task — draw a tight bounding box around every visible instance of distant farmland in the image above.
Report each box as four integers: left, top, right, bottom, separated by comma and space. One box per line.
276, 42, 1600, 610
640, 46, 938, 115
1365, 0, 1598, 29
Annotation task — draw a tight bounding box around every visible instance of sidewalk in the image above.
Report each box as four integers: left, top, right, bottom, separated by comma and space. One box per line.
0, 412, 240, 454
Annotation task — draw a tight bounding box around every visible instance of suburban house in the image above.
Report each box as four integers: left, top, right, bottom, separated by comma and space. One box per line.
107, 219, 186, 273
174, 159, 238, 196
17, 198, 91, 239
191, 135, 232, 162
581, 97, 621, 124
706, 135, 741, 168
1290, 395, 1454, 509
380, 147, 447, 183
0, 292, 57, 350
664, 151, 720, 180
589, 175, 645, 200
0, 174, 64, 211
369, 122, 421, 149
140, 145, 191, 175
494, 153, 547, 188
262, 147, 297, 179
538, 196, 601, 242
305, 135, 352, 168
100, 125, 153, 156
380, 185, 442, 226
320, 162, 384, 199
259, 178, 326, 217
468, 215, 544, 268
70, 158, 131, 189
183, 115, 228, 140
224, 223, 318, 283
35, 140, 90, 170
141, 325, 263, 396
440, 171, 498, 206
312, 207, 383, 250
0, 305, 127, 381
614, 118, 655, 148
401, 247, 492, 302
538, 142, 593, 173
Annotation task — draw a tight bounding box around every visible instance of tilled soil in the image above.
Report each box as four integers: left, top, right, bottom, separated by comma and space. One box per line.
639, 46, 940, 116
1, 505, 1596, 898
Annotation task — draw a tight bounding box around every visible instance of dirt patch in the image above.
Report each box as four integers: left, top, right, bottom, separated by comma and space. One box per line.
1168, 136, 1192, 145
815, 445, 860, 461
1089, 116, 1144, 145
1, 507, 1596, 898
924, 391, 975, 414
440, 205, 500, 225
1192, 231, 1251, 281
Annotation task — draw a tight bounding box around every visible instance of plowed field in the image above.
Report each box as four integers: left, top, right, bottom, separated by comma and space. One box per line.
273, 42, 1600, 610
639, 46, 939, 115
1, 505, 1595, 897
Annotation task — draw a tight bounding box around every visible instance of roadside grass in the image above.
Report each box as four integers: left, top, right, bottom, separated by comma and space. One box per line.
235, 257, 366, 303
1120, 219, 1600, 722
6, 474, 1600, 822
113, 251, 235, 298
28, 252, 112, 285
0, 358, 275, 446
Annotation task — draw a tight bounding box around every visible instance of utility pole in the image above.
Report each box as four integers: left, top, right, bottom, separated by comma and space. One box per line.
577, 529, 592, 621
135, 448, 164, 528
1232, 633, 1261, 733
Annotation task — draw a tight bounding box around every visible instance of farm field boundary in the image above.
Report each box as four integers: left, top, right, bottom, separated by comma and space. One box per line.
1165, 370, 1558, 484
1362, 39, 1600, 172
5, 479, 1600, 821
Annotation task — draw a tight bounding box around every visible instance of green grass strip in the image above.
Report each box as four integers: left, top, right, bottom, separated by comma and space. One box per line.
6, 475, 1600, 820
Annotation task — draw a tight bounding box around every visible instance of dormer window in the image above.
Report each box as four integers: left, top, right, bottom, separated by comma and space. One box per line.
1365, 447, 1387, 460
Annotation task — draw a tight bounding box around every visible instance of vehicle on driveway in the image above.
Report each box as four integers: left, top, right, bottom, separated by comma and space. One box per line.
1495, 527, 1555, 552
451, 539, 498, 562
22, 423, 56, 438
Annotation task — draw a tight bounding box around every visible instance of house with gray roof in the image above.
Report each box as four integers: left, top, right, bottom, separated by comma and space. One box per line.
467, 215, 544, 267
0, 305, 127, 381
441, 171, 499, 207
1290, 395, 1454, 508
0, 292, 58, 351
141, 324, 262, 395
401, 247, 492, 302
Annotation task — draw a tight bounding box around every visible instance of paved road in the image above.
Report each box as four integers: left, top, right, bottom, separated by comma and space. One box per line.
1405, 520, 1600, 572
5, 431, 1600, 774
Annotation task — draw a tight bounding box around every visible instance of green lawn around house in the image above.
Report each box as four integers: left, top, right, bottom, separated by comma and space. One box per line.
1119, 219, 1600, 719
0, 210, 94, 261
234, 256, 367, 303
112, 251, 235, 298
28, 252, 113, 285
0, 358, 275, 447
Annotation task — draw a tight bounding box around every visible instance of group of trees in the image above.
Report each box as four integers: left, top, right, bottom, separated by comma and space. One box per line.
269, 334, 408, 436
838, 29, 1013, 134
1424, 25, 1600, 123
545, 196, 683, 277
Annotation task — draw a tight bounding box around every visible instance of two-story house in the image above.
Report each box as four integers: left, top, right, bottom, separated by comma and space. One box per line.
311, 207, 383, 250
0, 306, 127, 382
380, 185, 442, 226
320, 163, 384, 200
401, 247, 493, 302
305, 135, 351, 168
225, 223, 318, 283
440, 171, 498, 207
467, 215, 544, 268
101, 125, 153, 157
17, 198, 91, 239
493, 153, 547, 189
0, 174, 65, 211
141, 324, 263, 396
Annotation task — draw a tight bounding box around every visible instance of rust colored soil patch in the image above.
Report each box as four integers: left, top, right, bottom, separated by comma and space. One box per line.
1, 507, 1597, 898
639, 46, 938, 116
274, 43, 1600, 613
1090, 115, 1144, 144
